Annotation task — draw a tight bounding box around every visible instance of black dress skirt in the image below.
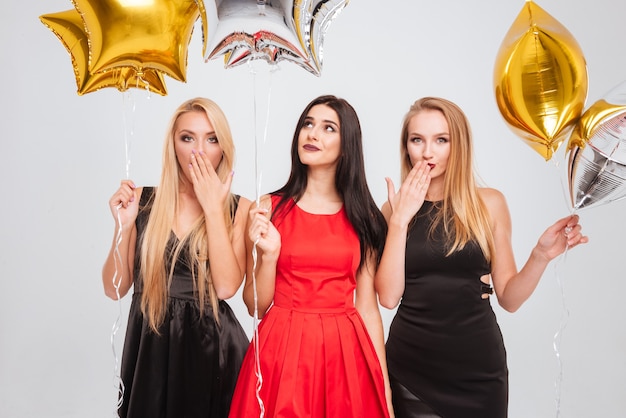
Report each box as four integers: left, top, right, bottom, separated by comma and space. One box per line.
386, 201, 508, 418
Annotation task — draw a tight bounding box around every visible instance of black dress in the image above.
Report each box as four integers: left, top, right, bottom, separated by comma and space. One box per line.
118, 187, 249, 418
386, 201, 508, 418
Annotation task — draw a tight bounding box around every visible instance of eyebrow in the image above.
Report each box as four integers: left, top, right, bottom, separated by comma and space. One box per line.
304, 116, 339, 128
409, 131, 449, 136
177, 129, 217, 136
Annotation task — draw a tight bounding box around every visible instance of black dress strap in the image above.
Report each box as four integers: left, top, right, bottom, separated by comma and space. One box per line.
230, 194, 240, 218
139, 186, 155, 208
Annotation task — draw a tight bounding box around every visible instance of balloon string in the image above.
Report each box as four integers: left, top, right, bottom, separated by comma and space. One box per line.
251, 239, 264, 418
551, 145, 578, 417
250, 60, 277, 418
251, 61, 265, 418
111, 205, 126, 413
110, 92, 136, 414
121, 91, 136, 179
552, 221, 573, 418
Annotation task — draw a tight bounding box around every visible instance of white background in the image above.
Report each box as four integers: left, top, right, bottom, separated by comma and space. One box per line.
2, 1, 625, 417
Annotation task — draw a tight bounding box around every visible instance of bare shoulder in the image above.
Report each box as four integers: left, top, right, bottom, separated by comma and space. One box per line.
478, 187, 508, 209
380, 201, 392, 222
478, 187, 511, 229
234, 194, 252, 218
236, 194, 252, 210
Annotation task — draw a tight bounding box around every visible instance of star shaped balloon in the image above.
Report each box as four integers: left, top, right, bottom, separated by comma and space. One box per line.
71, 0, 199, 82
40, 9, 167, 95
197, 0, 349, 76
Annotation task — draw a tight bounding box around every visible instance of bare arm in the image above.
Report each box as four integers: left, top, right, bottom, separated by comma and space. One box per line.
204, 195, 252, 300
375, 162, 430, 308
191, 151, 248, 300
374, 202, 408, 308
242, 196, 281, 317
102, 181, 141, 300
356, 256, 394, 417
484, 188, 588, 312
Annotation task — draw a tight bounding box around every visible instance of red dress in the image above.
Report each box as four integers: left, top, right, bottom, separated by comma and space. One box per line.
229, 196, 389, 418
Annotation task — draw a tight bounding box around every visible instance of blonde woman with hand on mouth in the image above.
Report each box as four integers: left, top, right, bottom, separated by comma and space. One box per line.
376, 97, 588, 418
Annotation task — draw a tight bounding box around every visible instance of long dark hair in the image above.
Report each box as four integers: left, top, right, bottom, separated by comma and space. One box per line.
272, 95, 387, 270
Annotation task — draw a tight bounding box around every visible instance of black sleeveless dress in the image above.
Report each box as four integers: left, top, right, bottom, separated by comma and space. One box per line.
386, 201, 508, 418
118, 187, 249, 418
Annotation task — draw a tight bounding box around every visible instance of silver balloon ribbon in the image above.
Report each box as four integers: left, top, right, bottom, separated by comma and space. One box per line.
251, 237, 265, 418
250, 58, 278, 418
552, 237, 571, 418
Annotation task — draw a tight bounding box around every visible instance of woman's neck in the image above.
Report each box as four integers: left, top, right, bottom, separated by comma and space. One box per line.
425, 178, 444, 202
297, 171, 342, 214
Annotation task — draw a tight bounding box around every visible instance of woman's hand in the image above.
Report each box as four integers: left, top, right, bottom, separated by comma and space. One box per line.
243, 198, 280, 317
108, 180, 139, 229
248, 205, 281, 259
385, 161, 431, 227
103, 180, 139, 299
535, 214, 588, 261
189, 150, 232, 215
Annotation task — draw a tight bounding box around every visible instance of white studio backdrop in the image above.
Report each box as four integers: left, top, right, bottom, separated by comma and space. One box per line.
1, 1, 625, 417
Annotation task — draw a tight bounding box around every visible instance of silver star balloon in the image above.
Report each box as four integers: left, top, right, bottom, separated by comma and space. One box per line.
196, 0, 349, 76
567, 80, 626, 210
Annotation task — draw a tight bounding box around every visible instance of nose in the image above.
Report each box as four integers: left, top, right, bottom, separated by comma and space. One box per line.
307, 125, 320, 141
422, 141, 434, 159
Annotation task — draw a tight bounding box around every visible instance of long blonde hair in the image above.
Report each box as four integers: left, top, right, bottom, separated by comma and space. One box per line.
140, 98, 236, 332
400, 97, 494, 263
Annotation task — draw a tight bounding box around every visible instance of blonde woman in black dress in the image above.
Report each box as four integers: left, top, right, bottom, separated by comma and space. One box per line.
375, 97, 588, 418
102, 98, 249, 418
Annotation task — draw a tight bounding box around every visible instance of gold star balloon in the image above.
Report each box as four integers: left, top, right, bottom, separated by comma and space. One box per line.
40, 9, 167, 95
567, 80, 626, 210
197, 0, 349, 76
71, 0, 200, 82
494, 0, 588, 161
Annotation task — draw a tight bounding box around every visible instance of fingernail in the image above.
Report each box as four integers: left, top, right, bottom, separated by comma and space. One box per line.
191, 149, 196, 154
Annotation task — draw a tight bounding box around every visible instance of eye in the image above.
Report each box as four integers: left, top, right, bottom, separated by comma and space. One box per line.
409, 136, 422, 143
181, 135, 194, 142
325, 124, 336, 132
207, 136, 218, 144
303, 121, 314, 128
437, 136, 449, 143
